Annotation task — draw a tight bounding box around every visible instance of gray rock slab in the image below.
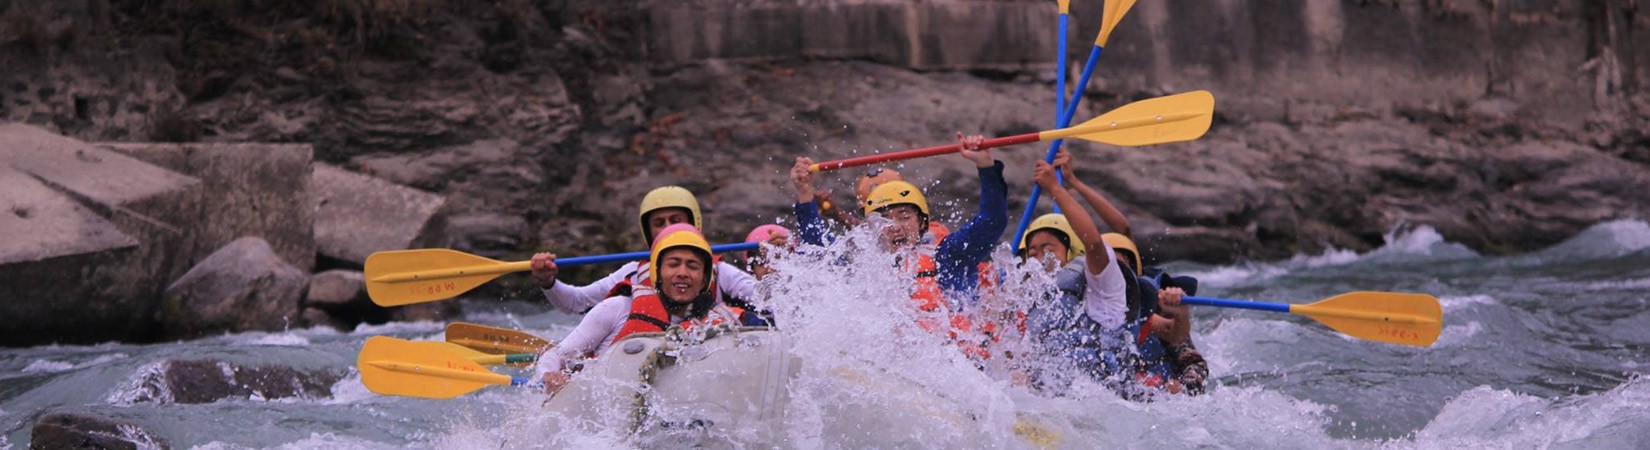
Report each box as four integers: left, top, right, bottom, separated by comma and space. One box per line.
312, 164, 445, 265
158, 237, 307, 340
0, 123, 201, 345
0, 165, 137, 265
101, 142, 316, 271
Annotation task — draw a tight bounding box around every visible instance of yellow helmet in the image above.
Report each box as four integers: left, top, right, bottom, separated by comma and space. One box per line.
1020, 214, 1084, 261
638, 186, 703, 243
1102, 233, 1142, 275
649, 224, 715, 294
863, 180, 929, 216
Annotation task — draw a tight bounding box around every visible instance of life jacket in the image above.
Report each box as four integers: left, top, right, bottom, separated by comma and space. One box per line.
1024, 260, 1134, 386
901, 252, 992, 359
610, 292, 744, 344
1120, 266, 1202, 387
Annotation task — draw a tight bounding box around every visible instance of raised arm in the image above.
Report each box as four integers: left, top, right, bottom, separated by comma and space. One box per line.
1061, 152, 1132, 237
791, 157, 832, 246
1040, 150, 1108, 275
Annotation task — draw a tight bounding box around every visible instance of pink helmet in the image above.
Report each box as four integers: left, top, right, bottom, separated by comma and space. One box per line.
745, 224, 791, 243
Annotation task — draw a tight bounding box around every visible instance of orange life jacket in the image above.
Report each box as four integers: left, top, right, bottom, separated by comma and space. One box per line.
903, 253, 994, 359
610, 293, 743, 344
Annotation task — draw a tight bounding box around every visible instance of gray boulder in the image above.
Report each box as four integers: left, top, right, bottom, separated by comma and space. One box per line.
157, 237, 306, 340
304, 269, 365, 308
312, 164, 446, 266
114, 359, 341, 405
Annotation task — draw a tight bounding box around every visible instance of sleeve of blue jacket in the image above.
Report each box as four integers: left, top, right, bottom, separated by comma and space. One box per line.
793, 201, 833, 246
936, 161, 1009, 299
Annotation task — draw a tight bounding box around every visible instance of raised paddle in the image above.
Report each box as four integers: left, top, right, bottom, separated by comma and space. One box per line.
808, 90, 1213, 172
1180, 291, 1443, 347
364, 242, 760, 306
415, 340, 539, 365
1020, 0, 1139, 247
445, 322, 553, 356
357, 336, 541, 399
1054, 0, 1071, 124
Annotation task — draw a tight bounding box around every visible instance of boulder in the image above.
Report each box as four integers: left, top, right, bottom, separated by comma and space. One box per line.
29, 411, 168, 450
300, 307, 350, 331
0, 123, 201, 346
100, 142, 316, 272
312, 164, 446, 266
156, 237, 307, 340
304, 269, 365, 308
113, 359, 341, 405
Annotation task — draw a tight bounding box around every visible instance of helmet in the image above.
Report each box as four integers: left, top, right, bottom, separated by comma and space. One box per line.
638, 186, 703, 244
1019, 214, 1084, 261
863, 180, 929, 216
855, 167, 905, 204
745, 224, 791, 243
1102, 233, 1142, 275
649, 224, 714, 294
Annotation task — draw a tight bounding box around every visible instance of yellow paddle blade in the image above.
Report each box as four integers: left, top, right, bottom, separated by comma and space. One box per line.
1095, 0, 1138, 47
407, 340, 515, 366
446, 322, 554, 355
1290, 291, 1443, 348
1042, 90, 1215, 147
364, 249, 530, 306
357, 336, 514, 399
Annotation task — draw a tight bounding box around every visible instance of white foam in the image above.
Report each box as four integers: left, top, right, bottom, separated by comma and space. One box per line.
237, 333, 310, 347
1409, 378, 1650, 448
1434, 321, 1484, 348
21, 360, 75, 374
350, 321, 444, 336
192, 432, 407, 450
323, 370, 374, 405
107, 361, 173, 406
1439, 295, 1498, 312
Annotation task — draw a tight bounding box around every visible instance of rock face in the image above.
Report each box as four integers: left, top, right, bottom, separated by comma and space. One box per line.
647, 1, 1059, 71
0, 123, 201, 346
312, 164, 446, 266
100, 143, 316, 272
157, 237, 306, 340
29, 411, 169, 450
2, 0, 1647, 282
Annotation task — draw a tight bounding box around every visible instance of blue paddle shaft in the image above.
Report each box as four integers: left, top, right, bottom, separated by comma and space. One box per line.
1014, 45, 1104, 251
556, 242, 761, 267
1181, 296, 1292, 313
1056, 13, 1068, 121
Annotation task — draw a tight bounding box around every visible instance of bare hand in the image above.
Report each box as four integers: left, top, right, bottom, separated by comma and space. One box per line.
956, 132, 992, 168
530, 252, 559, 289
1033, 161, 1060, 190
1052, 147, 1074, 181
543, 370, 571, 395
1151, 287, 1193, 345
791, 157, 817, 203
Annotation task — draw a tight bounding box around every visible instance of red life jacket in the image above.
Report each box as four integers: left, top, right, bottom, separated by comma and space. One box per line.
610, 293, 743, 345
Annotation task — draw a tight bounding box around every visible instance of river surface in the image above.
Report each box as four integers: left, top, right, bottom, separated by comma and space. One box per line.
3, 220, 1649, 449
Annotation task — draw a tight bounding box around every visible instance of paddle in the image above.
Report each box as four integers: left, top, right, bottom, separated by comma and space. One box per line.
357, 336, 541, 399
364, 242, 760, 306
415, 340, 538, 365
808, 90, 1213, 172
445, 322, 553, 356
1055, 0, 1070, 125
1180, 292, 1443, 347
1018, 0, 1139, 249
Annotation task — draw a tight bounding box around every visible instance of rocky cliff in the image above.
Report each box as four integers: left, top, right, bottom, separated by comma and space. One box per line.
2, 0, 1648, 343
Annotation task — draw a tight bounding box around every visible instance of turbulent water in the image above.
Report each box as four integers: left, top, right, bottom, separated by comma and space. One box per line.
4, 220, 1650, 449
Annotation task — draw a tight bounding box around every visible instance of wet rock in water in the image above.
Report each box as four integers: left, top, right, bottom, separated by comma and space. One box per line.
0, 124, 201, 346
312, 164, 446, 266
157, 237, 306, 340
99, 142, 317, 272
30, 411, 169, 450
299, 306, 350, 331
304, 269, 364, 308
114, 359, 341, 405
